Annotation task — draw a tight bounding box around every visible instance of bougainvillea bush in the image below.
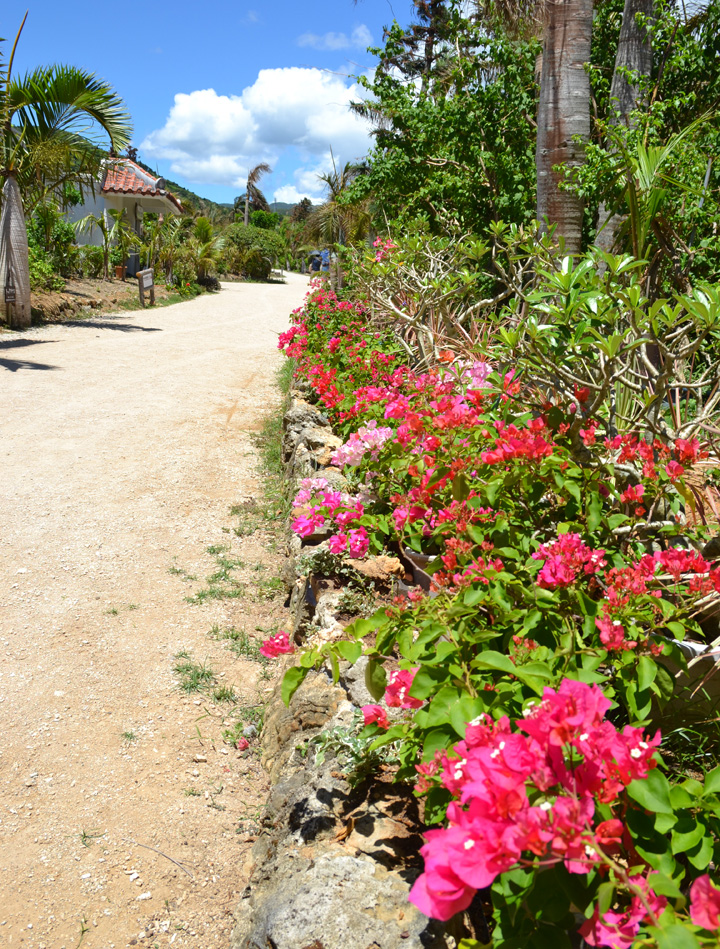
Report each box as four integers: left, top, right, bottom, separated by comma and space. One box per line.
276, 260, 720, 948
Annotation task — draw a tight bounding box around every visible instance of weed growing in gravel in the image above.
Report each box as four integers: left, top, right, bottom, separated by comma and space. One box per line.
78, 829, 105, 847
185, 545, 246, 604
168, 562, 198, 582
173, 653, 216, 693
255, 575, 284, 600
212, 684, 237, 703
121, 730, 138, 743
209, 624, 268, 664
184, 787, 201, 797
104, 606, 119, 616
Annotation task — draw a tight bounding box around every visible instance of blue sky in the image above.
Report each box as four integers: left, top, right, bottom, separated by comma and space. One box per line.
5, 0, 410, 205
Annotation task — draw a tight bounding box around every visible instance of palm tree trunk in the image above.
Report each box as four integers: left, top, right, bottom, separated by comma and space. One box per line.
0, 174, 32, 329
244, 193, 249, 227
596, 0, 654, 253
535, 0, 593, 254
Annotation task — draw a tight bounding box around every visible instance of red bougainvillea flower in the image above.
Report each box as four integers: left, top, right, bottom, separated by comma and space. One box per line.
690, 874, 720, 930
362, 705, 390, 729
259, 632, 295, 658
236, 738, 250, 751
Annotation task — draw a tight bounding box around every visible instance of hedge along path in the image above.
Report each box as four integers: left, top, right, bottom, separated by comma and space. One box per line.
0, 276, 307, 949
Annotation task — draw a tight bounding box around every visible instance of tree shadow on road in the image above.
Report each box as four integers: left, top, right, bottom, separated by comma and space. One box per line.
58, 320, 162, 332
1, 357, 59, 372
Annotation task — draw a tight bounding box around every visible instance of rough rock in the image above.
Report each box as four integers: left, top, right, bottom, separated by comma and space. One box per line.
348, 555, 406, 582
341, 655, 377, 709
260, 671, 347, 783
232, 671, 451, 949
232, 852, 448, 949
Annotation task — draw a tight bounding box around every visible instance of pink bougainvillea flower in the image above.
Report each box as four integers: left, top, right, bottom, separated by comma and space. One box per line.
259, 631, 295, 658
361, 705, 390, 730
327, 532, 348, 554
236, 738, 250, 751
690, 874, 720, 930
348, 527, 370, 559
665, 460, 685, 480
385, 668, 423, 709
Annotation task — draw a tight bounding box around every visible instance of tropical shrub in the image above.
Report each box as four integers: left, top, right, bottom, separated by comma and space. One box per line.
276, 258, 720, 947
225, 223, 283, 279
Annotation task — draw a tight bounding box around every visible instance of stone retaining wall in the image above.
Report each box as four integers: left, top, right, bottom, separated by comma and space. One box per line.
230, 390, 454, 949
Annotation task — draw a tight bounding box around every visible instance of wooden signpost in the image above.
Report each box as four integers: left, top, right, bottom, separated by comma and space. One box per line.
137, 268, 155, 307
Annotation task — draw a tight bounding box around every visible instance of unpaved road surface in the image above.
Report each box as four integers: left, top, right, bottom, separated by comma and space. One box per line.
0, 276, 307, 948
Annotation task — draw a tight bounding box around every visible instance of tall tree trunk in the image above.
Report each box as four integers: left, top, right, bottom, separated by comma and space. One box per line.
535, 0, 593, 254
244, 192, 249, 227
596, 0, 654, 252
0, 175, 32, 329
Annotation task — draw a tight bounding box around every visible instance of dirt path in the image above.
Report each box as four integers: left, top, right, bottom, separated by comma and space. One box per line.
0, 275, 308, 949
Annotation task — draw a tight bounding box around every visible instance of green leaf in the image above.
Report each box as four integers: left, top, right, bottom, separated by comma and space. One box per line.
410, 666, 450, 700
637, 655, 658, 692
587, 491, 603, 532
687, 831, 713, 870
365, 659, 387, 701
704, 765, 720, 795
628, 770, 673, 814
654, 925, 701, 949
472, 651, 517, 675
671, 817, 704, 855
281, 666, 309, 706
647, 872, 682, 899
334, 640, 362, 663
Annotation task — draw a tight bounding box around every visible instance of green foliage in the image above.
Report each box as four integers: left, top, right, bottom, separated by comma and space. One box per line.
28, 203, 77, 276
27, 241, 64, 290
250, 209, 280, 230
77, 244, 104, 278
224, 223, 283, 280
349, 20, 538, 234
310, 709, 398, 786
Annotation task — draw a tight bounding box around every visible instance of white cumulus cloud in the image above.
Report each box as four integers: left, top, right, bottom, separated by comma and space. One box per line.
297, 25, 372, 51
141, 68, 371, 190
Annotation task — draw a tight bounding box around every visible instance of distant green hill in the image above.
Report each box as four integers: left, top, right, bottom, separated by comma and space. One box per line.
132, 156, 303, 220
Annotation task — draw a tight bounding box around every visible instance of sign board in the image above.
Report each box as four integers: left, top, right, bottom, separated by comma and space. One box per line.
137, 269, 156, 307
4, 285, 16, 303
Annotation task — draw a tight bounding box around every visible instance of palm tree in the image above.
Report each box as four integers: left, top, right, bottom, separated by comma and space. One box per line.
306, 161, 370, 246
1, 14, 132, 327
243, 162, 272, 226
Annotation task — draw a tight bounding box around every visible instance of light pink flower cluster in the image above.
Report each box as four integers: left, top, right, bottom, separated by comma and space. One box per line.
331, 420, 394, 467
532, 533, 607, 589
291, 478, 367, 552
452, 359, 493, 390
409, 679, 661, 933
259, 631, 295, 658
373, 236, 397, 261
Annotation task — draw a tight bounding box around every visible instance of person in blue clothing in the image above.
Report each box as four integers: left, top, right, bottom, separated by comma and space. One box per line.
320, 248, 330, 272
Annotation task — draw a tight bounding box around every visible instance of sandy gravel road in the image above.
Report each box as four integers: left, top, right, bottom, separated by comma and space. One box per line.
0, 275, 308, 948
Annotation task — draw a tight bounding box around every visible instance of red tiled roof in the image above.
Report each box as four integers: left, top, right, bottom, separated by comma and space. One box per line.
101, 159, 183, 212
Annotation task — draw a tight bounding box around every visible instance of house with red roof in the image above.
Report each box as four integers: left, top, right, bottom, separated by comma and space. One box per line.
68, 159, 183, 275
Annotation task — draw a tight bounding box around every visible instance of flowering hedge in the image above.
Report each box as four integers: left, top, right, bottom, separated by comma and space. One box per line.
277, 272, 720, 948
